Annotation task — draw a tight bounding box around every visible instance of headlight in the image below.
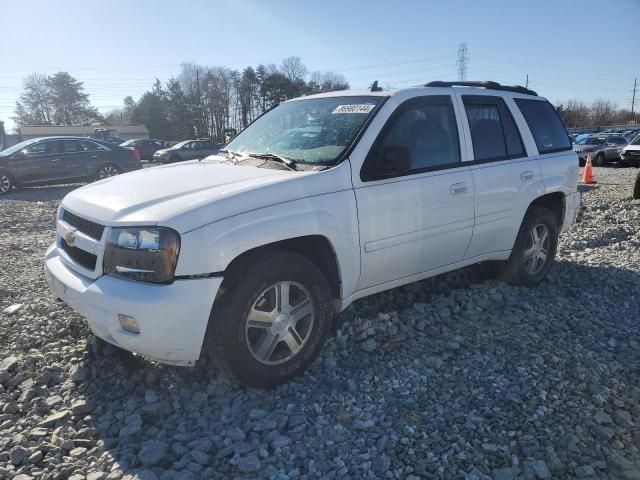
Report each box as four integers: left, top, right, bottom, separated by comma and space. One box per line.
103, 227, 180, 283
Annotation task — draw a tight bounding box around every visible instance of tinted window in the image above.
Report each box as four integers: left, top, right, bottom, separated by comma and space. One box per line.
515, 99, 572, 154
80, 140, 108, 151
377, 96, 461, 172
25, 141, 58, 156
610, 137, 627, 145
62, 140, 82, 153
463, 96, 525, 161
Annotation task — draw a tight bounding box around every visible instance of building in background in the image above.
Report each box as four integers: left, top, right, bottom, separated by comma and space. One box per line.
15, 124, 149, 142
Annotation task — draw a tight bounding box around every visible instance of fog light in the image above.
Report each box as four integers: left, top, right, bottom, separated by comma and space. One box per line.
118, 314, 140, 334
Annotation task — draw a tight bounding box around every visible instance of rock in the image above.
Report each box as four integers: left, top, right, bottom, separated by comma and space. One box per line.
3, 304, 22, 315
10, 445, 28, 465
138, 440, 168, 467
271, 435, 290, 449
86, 473, 107, 480
529, 460, 551, 479
593, 410, 613, 425
190, 451, 208, 465
38, 410, 70, 428
0, 356, 19, 372
360, 338, 377, 353
27, 450, 43, 464
492, 467, 519, 480
575, 465, 596, 478
237, 454, 261, 473
71, 400, 95, 416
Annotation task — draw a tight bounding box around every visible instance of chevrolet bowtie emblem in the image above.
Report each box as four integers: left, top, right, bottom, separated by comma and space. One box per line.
64, 228, 77, 247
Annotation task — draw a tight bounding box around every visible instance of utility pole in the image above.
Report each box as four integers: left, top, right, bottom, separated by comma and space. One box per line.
457, 42, 468, 81
631, 78, 637, 124
525, 74, 529, 89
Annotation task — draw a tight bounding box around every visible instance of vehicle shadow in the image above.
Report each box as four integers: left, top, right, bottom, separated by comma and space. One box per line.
2, 184, 82, 202
71, 258, 640, 477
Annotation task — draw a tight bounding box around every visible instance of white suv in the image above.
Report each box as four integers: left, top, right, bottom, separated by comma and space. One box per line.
45, 80, 580, 388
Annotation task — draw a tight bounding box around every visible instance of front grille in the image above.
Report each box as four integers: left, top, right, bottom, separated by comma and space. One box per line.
61, 238, 97, 270
62, 210, 104, 240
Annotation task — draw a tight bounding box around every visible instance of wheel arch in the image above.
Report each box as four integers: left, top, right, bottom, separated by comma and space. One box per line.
525, 192, 566, 228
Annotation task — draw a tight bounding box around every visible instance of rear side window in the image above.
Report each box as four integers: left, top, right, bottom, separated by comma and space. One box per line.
80, 140, 108, 151
515, 99, 572, 154
62, 140, 82, 153
463, 96, 525, 161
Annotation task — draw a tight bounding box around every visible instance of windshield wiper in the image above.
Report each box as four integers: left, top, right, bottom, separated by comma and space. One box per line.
217, 149, 244, 163
248, 152, 299, 171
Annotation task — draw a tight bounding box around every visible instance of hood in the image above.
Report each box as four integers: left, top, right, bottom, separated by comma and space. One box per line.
61, 159, 309, 232
61, 159, 350, 233
623, 144, 640, 151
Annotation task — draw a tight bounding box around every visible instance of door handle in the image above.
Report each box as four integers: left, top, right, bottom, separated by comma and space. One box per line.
50, 158, 62, 162
450, 182, 468, 195
90, 155, 98, 158
520, 170, 535, 181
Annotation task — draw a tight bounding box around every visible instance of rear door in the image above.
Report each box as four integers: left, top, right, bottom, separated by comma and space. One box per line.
59, 139, 94, 179
79, 140, 111, 176
456, 94, 543, 259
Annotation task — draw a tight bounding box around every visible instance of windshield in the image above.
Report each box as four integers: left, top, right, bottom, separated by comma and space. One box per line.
0, 138, 39, 156
171, 140, 190, 149
631, 135, 640, 146
224, 96, 384, 164
576, 136, 606, 145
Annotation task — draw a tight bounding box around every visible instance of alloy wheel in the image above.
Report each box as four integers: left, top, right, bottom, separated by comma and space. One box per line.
0, 174, 11, 194
98, 165, 120, 179
523, 224, 550, 275
244, 281, 315, 366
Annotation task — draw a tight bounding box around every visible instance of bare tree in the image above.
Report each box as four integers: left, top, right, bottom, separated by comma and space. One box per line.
590, 98, 617, 127
280, 57, 307, 82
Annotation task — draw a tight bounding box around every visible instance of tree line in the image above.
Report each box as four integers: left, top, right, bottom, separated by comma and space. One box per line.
12, 57, 349, 142
555, 98, 635, 129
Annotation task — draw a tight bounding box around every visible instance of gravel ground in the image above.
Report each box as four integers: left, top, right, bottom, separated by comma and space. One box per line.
1, 167, 639, 480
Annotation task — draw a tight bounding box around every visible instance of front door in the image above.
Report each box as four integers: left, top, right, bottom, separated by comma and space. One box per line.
353, 95, 475, 290
8, 139, 62, 184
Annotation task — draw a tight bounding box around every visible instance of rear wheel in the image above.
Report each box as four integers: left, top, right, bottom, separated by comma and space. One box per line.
205, 251, 333, 388
96, 164, 121, 180
0, 171, 14, 195
633, 170, 640, 200
499, 207, 558, 286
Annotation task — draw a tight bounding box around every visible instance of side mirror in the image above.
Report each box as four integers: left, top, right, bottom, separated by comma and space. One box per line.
373, 145, 411, 178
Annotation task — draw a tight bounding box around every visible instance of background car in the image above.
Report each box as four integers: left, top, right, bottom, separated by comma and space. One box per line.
0, 136, 141, 194
152, 140, 220, 164
119, 139, 166, 160
573, 135, 628, 166
620, 135, 640, 167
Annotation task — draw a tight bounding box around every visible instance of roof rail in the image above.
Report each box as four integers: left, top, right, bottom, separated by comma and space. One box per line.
425, 80, 538, 97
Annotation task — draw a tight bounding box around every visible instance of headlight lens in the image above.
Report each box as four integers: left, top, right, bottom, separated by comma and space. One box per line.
103, 227, 180, 283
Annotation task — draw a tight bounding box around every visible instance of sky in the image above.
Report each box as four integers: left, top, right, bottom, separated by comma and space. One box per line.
0, 0, 638, 130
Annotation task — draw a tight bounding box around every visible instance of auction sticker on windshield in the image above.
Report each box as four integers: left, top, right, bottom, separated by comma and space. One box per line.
332, 104, 376, 114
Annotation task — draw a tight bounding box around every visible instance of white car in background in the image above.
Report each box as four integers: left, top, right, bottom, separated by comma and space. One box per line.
45, 80, 580, 388
621, 135, 640, 167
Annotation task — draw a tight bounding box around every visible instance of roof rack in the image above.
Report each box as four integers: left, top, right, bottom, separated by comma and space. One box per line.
425, 80, 538, 97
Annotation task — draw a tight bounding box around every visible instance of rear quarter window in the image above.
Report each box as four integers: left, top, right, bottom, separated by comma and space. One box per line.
515, 99, 572, 154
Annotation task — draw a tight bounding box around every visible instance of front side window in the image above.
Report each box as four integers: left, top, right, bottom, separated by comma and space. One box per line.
25, 141, 58, 156
463, 96, 525, 161
515, 99, 572, 154
374, 97, 461, 172
80, 140, 108, 151
225, 96, 384, 164
610, 137, 627, 145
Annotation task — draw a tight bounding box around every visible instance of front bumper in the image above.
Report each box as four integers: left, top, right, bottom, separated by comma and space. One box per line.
561, 191, 581, 234
44, 243, 222, 366
621, 153, 640, 166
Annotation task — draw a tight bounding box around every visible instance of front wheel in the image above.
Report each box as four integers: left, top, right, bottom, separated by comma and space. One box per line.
633, 170, 640, 200
206, 251, 333, 388
499, 207, 558, 286
0, 171, 14, 195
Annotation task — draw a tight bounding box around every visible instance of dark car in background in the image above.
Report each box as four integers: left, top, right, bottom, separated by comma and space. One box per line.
120, 138, 166, 160
0, 136, 141, 195
152, 140, 220, 164
572, 135, 628, 166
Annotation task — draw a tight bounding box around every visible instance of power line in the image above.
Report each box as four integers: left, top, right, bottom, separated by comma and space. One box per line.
456, 43, 468, 81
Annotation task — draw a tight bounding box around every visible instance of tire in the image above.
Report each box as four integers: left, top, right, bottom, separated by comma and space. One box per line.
499, 207, 558, 286
633, 170, 640, 200
170, 155, 180, 163
0, 170, 14, 195
96, 163, 121, 180
205, 250, 333, 388
595, 153, 605, 167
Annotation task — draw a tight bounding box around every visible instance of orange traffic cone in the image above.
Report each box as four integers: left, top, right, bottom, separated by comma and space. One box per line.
582, 152, 596, 184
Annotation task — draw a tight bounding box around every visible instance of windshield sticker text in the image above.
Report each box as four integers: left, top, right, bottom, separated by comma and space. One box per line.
332, 104, 375, 114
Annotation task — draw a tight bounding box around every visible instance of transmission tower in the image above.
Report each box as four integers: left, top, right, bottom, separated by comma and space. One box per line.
457, 43, 469, 81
